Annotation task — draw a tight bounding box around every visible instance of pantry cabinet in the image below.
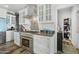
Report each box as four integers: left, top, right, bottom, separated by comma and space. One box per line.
33, 35, 54, 54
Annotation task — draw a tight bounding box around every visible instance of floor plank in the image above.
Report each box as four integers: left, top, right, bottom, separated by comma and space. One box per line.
0, 41, 32, 54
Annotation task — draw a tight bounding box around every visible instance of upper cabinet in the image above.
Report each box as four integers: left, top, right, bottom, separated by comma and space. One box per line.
38, 4, 52, 22
19, 8, 27, 25
0, 8, 7, 18
38, 5, 56, 30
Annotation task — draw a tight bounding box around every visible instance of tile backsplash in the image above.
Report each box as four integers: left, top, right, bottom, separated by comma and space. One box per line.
40, 23, 55, 31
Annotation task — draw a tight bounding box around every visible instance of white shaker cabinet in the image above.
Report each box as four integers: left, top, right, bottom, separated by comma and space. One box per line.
19, 9, 24, 25
38, 4, 52, 22
33, 35, 54, 54
14, 32, 21, 46
6, 31, 14, 42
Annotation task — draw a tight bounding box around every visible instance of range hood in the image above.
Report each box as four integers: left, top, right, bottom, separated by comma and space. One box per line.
23, 4, 37, 19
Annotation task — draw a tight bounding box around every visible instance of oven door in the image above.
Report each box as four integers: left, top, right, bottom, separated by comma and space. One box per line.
21, 36, 33, 52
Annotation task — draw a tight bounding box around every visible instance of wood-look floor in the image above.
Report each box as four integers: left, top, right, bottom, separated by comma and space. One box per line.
0, 41, 32, 54
61, 40, 78, 54
57, 40, 79, 54
1, 40, 79, 54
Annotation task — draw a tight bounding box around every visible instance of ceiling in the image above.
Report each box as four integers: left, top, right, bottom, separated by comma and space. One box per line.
0, 4, 59, 13
0, 4, 26, 13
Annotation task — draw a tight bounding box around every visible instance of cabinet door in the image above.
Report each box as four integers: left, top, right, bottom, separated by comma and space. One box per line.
45, 4, 51, 21
14, 32, 21, 46
39, 5, 44, 22
6, 31, 14, 42
19, 9, 25, 25
33, 35, 50, 54
38, 5, 52, 22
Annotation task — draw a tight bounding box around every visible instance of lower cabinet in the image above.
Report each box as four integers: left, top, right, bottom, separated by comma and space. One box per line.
6, 31, 14, 42
14, 32, 21, 46
33, 35, 54, 54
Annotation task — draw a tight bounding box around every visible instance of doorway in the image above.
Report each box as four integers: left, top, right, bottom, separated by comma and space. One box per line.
57, 7, 72, 40
57, 7, 73, 53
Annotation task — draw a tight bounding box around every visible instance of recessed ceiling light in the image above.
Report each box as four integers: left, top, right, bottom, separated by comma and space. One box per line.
4, 5, 8, 8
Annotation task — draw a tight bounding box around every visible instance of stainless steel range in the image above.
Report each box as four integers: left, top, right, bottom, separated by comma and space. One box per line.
21, 33, 33, 53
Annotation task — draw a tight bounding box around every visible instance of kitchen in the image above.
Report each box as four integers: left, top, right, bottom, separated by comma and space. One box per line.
0, 4, 56, 54
0, 1, 78, 59
0, 4, 79, 54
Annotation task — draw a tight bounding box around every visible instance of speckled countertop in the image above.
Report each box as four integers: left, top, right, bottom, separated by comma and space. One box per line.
20, 31, 55, 37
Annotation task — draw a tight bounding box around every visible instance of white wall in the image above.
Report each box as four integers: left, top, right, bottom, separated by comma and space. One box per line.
76, 11, 79, 48
72, 5, 79, 48
58, 7, 72, 31
70, 5, 79, 48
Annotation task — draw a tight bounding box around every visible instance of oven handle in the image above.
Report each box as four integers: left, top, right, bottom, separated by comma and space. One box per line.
21, 37, 33, 40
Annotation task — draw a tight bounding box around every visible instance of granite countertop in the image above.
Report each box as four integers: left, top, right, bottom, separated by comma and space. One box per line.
20, 31, 55, 37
